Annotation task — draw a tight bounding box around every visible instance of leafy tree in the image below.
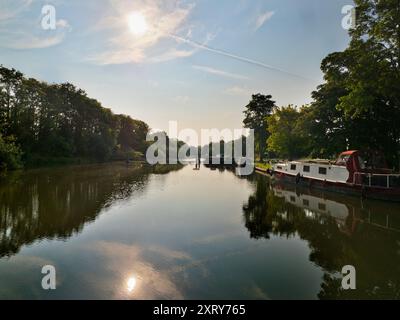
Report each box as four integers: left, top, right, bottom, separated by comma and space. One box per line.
0, 66, 23, 135
0, 65, 151, 171
117, 115, 149, 154
267, 106, 310, 160
0, 135, 22, 171
243, 94, 275, 160
309, 0, 400, 166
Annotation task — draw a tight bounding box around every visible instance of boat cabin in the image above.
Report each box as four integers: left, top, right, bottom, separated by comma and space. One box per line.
273, 150, 399, 187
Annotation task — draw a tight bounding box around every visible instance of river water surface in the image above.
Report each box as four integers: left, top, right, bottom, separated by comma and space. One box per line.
0, 163, 399, 299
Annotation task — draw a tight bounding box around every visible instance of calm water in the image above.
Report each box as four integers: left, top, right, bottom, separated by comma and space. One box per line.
0, 163, 399, 300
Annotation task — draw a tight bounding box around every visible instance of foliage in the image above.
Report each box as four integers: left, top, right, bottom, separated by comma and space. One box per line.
307, 0, 400, 165
0, 134, 23, 171
267, 106, 311, 160
0, 65, 150, 171
247, 0, 400, 166
243, 94, 276, 160
255, 162, 271, 170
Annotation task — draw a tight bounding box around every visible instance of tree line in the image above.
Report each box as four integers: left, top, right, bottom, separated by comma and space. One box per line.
244, 0, 400, 168
0, 66, 150, 171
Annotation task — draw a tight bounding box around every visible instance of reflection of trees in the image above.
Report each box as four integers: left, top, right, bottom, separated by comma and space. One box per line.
242, 174, 400, 299
0, 164, 183, 258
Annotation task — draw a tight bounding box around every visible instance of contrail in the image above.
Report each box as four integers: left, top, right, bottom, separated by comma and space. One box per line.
169, 34, 317, 83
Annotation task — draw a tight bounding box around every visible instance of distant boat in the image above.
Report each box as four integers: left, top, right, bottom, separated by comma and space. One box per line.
270, 150, 400, 202
205, 155, 251, 168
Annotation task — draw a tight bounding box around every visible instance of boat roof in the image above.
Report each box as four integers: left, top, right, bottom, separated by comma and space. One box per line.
340, 150, 359, 156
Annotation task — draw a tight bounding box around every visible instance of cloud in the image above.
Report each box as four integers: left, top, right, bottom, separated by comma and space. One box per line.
193, 65, 249, 80
0, 0, 33, 21
172, 34, 315, 82
254, 11, 275, 31
1, 32, 66, 49
87, 1, 312, 82
224, 86, 252, 96
56, 19, 71, 29
89, 0, 199, 65
0, 0, 70, 49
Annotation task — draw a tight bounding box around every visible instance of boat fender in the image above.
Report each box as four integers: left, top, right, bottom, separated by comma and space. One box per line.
296, 173, 301, 184
266, 169, 274, 176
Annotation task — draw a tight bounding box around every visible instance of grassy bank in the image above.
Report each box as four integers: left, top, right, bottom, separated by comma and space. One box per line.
255, 162, 271, 171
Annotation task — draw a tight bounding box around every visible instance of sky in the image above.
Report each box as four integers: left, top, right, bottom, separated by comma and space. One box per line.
0, 0, 353, 137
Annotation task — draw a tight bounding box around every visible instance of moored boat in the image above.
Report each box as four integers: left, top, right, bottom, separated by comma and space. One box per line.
271, 150, 400, 202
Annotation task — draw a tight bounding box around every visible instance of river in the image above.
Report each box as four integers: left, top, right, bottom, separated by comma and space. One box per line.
0, 163, 399, 299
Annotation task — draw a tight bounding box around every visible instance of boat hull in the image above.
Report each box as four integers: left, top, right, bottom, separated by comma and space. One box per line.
271, 171, 400, 203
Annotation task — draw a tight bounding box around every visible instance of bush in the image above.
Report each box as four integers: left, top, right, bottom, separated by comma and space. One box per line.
0, 135, 23, 171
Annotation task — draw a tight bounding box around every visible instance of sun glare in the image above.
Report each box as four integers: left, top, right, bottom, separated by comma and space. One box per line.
128, 12, 148, 36
127, 276, 137, 292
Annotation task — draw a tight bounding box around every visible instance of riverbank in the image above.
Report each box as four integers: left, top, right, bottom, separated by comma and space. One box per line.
255, 162, 271, 174
0, 159, 184, 178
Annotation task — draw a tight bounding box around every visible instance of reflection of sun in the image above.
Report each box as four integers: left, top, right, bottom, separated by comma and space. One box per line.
128, 12, 148, 36
127, 276, 137, 292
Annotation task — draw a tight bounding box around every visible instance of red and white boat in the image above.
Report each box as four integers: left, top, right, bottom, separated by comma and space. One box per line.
271, 150, 400, 202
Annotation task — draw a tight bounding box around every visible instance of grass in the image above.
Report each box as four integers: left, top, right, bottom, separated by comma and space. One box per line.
255, 162, 271, 171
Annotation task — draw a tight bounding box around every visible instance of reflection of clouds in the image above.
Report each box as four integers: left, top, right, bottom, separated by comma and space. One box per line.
191, 231, 243, 245
244, 283, 270, 300
146, 245, 191, 261
0, 254, 53, 268
85, 240, 260, 299
86, 241, 186, 299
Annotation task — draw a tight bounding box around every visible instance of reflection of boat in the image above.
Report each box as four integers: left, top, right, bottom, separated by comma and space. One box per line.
272, 150, 400, 202
273, 185, 352, 234
272, 182, 400, 234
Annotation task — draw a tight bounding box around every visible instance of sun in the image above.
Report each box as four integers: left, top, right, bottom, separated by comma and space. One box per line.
128, 12, 148, 36
127, 276, 137, 292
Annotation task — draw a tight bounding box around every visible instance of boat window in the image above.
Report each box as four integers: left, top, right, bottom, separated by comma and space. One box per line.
290, 164, 297, 170
319, 167, 327, 175
303, 165, 310, 172
303, 199, 310, 206
318, 203, 326, 211
336, 154, 351, 165
277, 166, 283, 170
290, 196, 296, 202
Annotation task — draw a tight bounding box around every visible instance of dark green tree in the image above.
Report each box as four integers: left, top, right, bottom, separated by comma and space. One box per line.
0, 65, 151, 170
243, 94, 276, 161
309, 0, 400, 166
267, 105, 311, 160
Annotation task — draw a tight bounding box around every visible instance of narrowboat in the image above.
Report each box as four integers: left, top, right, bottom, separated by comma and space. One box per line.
270, 150, 400, 202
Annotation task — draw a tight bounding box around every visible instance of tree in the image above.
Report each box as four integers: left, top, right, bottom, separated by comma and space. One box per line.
267, 106, 310, 160
117, 115, 149, 154
0, 134, 22, 171
0, 66, 23, 135
304, 52, 353, 158
243, 94, 275, 161
310, 0, 400, 167
0, 65, 151, 171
